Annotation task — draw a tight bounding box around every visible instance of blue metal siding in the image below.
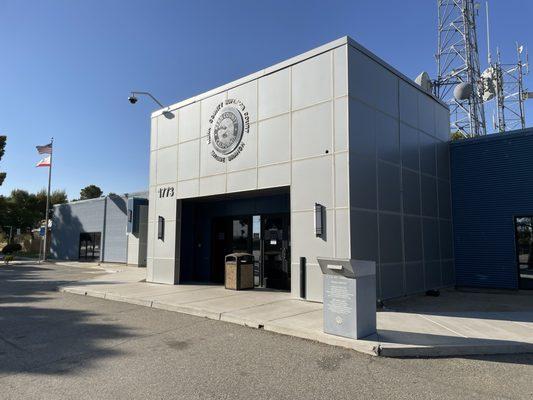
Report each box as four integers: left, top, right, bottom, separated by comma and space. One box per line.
102, 196, 128, 263
450, 129, 533, 289
51, 198, 106, 260
51, 192, 148, 262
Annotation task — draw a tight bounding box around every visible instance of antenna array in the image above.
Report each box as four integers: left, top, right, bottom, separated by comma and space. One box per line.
434, 0, 486, 137
434, 1, 530, 137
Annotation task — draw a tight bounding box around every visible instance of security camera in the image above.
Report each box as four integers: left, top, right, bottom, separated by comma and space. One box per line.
128, 95, 138, 104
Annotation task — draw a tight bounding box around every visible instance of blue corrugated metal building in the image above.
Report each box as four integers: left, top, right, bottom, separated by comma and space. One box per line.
51, 192, 148, 266
450, 128, 533, 290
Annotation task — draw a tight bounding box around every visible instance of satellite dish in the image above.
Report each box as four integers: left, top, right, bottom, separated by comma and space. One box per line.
454, 82, 473, 101
415, 72, 433, 93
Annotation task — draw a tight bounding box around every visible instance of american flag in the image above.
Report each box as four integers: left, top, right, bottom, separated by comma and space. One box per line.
36, 143, 52, 154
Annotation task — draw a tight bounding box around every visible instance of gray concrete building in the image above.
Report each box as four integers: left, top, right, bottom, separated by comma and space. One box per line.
147, 36, 453, 301
51, 192, 148, 266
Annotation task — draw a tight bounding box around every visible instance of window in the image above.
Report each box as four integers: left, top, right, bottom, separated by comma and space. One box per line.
515, 217, 533, 289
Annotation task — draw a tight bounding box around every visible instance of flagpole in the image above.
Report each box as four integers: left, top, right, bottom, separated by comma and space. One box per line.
42, 137, 53, 261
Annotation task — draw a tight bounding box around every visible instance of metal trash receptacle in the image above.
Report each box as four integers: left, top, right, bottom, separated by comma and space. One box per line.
225, 253, 254, 290
317, 258, 376, 339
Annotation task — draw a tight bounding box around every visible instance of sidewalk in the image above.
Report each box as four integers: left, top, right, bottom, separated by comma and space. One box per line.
59, 267, 533, 357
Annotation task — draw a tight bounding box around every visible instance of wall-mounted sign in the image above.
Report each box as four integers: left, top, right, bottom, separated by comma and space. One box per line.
158, 186, 175, 198
206, 98, 250, 163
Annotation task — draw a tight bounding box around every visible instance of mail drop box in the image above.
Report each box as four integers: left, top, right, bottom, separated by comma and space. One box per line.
317, 258, 376, 340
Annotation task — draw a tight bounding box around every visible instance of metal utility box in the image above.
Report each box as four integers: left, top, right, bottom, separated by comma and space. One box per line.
225, 253, 254, 290
317, 258, 376, 339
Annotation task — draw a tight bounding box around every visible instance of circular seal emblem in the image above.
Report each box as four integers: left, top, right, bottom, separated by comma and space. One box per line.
212, 107, 244, 155
207, 98, 250, 163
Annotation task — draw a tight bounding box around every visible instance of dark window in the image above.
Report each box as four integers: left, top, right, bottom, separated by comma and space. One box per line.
515, 217, 533, 289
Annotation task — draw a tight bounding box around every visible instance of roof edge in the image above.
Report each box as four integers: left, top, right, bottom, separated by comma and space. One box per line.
449, 127, 533, 147
152, 35, 448, 118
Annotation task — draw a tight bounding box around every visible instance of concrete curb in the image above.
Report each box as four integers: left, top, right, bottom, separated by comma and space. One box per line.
263, 322, 379, 356
219, 314, 262, 329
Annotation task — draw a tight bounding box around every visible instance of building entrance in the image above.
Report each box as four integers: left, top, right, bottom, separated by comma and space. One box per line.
179, 188, 291, 290
211, 213, 290, 290
78, 232, 101, 261
515, 216, 533, 289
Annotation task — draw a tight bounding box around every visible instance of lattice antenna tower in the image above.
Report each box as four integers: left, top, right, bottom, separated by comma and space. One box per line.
492, 44, 529, 132
481, 1, 530, 133
434, 0, 487, 137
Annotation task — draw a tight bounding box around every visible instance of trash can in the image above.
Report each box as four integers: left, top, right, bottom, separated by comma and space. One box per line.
317, 258, 376, 339
225, 253, 254, 290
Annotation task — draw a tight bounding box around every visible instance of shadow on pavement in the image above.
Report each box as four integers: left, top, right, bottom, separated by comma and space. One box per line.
384, 289, 533, 323
378, 328, 533, 358
0, 263, 135, 375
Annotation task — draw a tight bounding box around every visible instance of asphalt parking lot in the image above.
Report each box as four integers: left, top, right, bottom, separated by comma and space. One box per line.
1, 262, 533, 400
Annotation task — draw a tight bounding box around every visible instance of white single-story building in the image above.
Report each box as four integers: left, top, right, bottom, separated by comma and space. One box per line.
147, 36, 453, 302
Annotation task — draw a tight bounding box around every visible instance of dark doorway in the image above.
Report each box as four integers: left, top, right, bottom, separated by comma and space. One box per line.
515, 217, 533, 289
78, 232, 101, 261
180, 188, 291, 290
211, 216, 251, 284
262, 214, 291, 290
210, 213, 290, 290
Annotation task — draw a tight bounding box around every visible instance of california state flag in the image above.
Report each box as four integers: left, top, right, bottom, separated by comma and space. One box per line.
36, 156, 51, 167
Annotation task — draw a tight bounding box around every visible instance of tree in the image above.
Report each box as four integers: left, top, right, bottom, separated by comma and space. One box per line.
0, 135, 6, 186
80, 185, 103, 200
450, 130, 465, 141
0, 189, 68, 233
35, 189, 68, 221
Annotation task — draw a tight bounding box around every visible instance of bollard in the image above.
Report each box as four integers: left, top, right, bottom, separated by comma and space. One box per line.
300, 257, 306, 299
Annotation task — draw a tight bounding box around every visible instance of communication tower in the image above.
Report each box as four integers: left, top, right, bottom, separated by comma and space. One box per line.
434, 0, 487, 137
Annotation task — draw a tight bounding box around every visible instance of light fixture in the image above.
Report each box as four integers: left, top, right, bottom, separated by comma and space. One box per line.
314, 203, 325, 238
128, 91, 175, 119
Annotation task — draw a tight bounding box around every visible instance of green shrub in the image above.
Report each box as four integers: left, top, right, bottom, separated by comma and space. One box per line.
2, 243, 22, 254
3, 255, 14, 264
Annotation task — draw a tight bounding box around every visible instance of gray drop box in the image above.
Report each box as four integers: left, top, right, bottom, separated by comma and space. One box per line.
317, 258, 376, 340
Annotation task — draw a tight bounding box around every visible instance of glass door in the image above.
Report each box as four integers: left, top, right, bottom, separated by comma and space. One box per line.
515, 217, 533, 289
211, 216, 251, 284
261, 214, 290, 290
78, 232, 101, 261
252, 215, 262, 287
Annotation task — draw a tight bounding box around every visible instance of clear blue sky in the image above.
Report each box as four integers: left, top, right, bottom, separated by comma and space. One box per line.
1, 0, 531, 200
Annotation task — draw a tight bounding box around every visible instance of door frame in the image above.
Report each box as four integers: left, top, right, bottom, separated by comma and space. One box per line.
513, 215, 533, 289
260, 213, 291, 290
210, 215, 253, 283
78, 232, 101, 262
